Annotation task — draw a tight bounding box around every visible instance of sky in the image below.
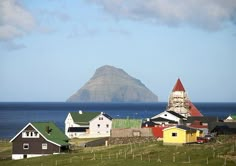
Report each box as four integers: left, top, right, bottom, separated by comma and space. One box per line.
0, 0, 236, 102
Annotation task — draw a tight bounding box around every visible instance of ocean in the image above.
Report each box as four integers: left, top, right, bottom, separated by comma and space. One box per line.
0, 102, 236, 139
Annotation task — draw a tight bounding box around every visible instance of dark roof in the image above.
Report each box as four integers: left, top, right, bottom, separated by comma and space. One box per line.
168, 111, 186, 119
172, 78, 185, 92
209, 122, 236, 133
186, 116, 218, 124
176, 125, 197, 132
103, 113, 113, 120
142, 121, 157, 127
68, 127, 88, 132
152, 117, 178, 124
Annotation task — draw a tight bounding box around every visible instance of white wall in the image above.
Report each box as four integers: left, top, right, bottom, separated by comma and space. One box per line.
65, 113, 81, 137
12, 154, 49, 160
152, 111, 180, 122
90, 114, 112, 137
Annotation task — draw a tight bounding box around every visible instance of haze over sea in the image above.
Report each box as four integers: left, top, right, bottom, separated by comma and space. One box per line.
0, 102, 236, 139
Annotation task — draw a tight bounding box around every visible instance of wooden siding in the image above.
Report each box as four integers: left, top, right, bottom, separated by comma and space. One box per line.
12, 125, 60, 154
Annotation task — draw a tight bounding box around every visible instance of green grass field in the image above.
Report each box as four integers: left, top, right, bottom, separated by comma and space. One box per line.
1, 135, 236, 166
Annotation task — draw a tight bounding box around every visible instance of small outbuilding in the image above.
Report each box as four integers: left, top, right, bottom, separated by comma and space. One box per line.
163, 125, 202, 145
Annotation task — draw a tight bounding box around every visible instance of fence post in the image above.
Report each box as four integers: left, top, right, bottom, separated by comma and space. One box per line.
206, 157, 208, 165
173, 154, 175, 163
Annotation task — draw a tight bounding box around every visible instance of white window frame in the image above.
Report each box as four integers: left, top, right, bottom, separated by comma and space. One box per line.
42, 143, 48, 150
23, 143, 29, 150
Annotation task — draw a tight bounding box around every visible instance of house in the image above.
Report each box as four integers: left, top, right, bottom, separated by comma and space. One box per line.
111, 119, 152, 137
185, 116, 218, 131
65, 111, 112, 138
163, 125, 202, 145
209, 122, 236, 135
224, 115, 236, 122
10, 122, 69, 160
188, 120, 208, 136
151, 110, 186, 125
167, 78, 203, 117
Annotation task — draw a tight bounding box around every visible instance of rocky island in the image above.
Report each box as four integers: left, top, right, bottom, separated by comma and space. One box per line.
67, 65, 158, 102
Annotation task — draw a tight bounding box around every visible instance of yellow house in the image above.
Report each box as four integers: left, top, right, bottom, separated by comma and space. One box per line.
163, 125, 203, 145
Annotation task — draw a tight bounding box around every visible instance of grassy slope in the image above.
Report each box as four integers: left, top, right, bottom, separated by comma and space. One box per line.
1, 135, 236, 166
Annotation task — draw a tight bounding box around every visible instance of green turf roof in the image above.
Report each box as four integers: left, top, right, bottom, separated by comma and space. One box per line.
112, 119, 142, 128
231, 115, 236, 120
31, 122, 69, 146
70, 112, 100, 125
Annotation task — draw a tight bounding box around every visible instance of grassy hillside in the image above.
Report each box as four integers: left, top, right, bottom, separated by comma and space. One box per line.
1, 135, 236, 166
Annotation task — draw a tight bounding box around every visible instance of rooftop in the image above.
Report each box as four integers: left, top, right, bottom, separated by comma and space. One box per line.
31, 122, 69, 146
172, 78, 185, 92
112, 119, 142, 128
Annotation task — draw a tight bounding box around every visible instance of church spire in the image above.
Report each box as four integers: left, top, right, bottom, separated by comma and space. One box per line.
172, 78, 185, 92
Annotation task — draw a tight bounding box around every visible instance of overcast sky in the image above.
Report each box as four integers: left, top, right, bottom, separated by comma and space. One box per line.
1, 0, 236, 102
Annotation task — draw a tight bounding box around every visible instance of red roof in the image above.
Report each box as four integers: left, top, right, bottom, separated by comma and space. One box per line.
172, 78, 185, 92
189, 120, 208, 128
189, 102, 203, 117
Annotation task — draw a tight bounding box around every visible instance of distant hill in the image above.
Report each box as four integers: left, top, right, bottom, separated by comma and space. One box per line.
67, 65, 158, 102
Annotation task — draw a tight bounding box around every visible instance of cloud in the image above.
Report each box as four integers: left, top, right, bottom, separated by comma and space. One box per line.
38, 9, 71, 22
0, 0, 36, 41
0, 41, 26, 51
88, 0, 236, 30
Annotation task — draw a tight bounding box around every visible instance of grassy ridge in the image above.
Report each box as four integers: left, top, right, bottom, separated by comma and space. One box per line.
1, 135, 236, 166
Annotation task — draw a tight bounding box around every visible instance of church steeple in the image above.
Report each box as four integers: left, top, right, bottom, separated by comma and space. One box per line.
168, 78, 203, 117
172, 78, 185, 92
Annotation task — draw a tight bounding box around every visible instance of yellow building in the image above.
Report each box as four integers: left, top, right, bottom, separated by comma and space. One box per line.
163, 125, 202, 145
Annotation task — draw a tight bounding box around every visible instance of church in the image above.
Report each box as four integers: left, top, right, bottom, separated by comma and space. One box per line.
167, 78, 203, 118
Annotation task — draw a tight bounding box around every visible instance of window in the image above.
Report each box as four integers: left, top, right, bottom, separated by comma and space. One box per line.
172, 132, 177, 137
97, 124, 100, 128
99, 117, 103, 120
22, 131, 39, 138
164, 114, 167, 116
106, 124, 109, 128
42, 143, 47, 150
23, 143, 29, 150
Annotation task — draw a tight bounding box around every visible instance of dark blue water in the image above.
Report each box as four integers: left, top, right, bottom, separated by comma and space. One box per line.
0, 102, 235, 139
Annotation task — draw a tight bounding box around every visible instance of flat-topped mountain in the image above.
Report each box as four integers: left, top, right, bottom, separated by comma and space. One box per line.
67, 65, 158, 102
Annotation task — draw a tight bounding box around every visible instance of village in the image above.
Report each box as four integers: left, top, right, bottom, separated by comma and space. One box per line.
4, 79, 236, 165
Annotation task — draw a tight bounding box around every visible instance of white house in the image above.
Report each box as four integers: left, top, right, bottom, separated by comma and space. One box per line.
151, 110, 186, 125
65, 111, 112, 138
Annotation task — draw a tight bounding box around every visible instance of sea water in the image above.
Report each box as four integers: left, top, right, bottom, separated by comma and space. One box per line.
0, 102, 235, 138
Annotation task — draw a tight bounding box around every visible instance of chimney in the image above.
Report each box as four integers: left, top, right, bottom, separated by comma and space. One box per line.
46, 126, 50, 134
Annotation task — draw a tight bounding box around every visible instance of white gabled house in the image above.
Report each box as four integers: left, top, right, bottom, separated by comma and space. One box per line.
65, 111, 112, 138
151, 110, 186, 125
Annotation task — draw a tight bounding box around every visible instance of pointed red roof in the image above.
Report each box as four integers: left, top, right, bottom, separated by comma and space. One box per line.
172, 78, 185, 92
188, 101, 203, 117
